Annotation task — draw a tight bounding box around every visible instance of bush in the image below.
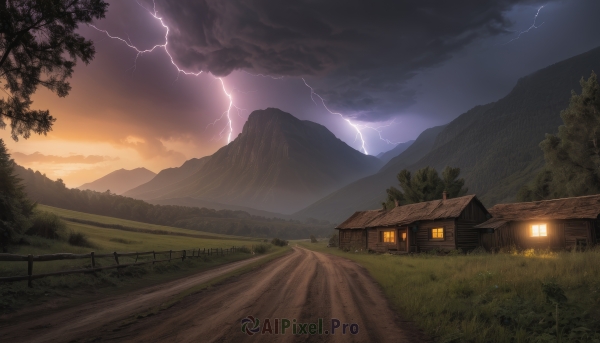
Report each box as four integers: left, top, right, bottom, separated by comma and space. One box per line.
237, 246, 251, 253
310, 235, 318, 243
26, 211, 66, 240
271, 238, 288, 247
67, 231, 94, 248
253, 243, 271, 254
328, 233, 338, 247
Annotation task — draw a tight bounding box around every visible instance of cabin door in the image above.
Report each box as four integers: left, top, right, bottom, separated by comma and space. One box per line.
398, 228, 407, 251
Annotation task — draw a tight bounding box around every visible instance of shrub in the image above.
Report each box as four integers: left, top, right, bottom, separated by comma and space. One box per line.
237, 246, 251, 253
253, 243, 271, 254
271, 238, 288, 246
68, 231, 94, 248
310, 235, 318, 243
26, 211, 66, 240
328, 233, 338, 247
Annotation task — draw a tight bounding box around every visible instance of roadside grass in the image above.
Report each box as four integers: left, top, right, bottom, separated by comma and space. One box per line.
297, 241, 600, 343
0, 209, 264, 315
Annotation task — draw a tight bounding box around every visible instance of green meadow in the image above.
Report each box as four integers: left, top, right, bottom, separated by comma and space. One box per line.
298, 241, 600, 343
0, 206, 268, 314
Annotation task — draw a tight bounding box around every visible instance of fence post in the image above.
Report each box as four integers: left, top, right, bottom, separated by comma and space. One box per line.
153, 251, 156, 265
182, 250, 186, 262
91, 251, 96, 269
27, 254, 33, 288
169, 250, 172, 262
113, 252, 119, 265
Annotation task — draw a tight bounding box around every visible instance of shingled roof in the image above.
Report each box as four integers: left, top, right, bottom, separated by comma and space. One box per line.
475, 194, 600, 229
336, 194, 484, 229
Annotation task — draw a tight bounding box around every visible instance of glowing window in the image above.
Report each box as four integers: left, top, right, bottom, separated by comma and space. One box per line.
401, 232, 407, 241
382, 231, 395, 243
531, 224, 547, 237
431, 228, 444, 239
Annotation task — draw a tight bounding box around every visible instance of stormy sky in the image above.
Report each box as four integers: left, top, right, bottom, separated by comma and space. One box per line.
3, 0, 600, 187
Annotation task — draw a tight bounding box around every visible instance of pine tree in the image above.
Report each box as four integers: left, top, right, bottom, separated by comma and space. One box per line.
518, 72, 600, 201
383, 166, 467, 209
0, 138, 34, 250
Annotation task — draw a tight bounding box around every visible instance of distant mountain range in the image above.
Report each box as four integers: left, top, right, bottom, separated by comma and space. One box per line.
127, 108, 383, 214
123, 157, 210, 199
376, 140, 415, 164
78, 168, 156, 195
294, 45, 600, 222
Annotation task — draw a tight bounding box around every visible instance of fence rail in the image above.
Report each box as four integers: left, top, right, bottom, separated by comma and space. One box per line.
0, 246, 245, 287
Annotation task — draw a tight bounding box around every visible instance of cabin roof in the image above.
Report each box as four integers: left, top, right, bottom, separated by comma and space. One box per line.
336, 194, 482, 229
474, 194, 600, 229
335, 209, 386, 229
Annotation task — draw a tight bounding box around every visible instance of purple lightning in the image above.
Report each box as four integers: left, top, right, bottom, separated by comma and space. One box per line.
504, 5, 545, 45
89, 1, 236, 143
302, 78, 369, 154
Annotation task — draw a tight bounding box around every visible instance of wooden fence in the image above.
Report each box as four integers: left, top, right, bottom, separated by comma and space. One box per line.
0, 246, 245, 288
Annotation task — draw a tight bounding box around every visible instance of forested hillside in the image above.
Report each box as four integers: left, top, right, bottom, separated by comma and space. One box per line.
13, 164, 332, 239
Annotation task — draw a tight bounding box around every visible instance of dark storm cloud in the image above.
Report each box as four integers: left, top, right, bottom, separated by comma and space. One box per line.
148, 0, 545, 121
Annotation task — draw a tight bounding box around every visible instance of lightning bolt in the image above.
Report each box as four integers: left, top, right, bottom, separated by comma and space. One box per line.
361, 120, 401, 145
504, 5, 545, 45
89, 1, 236, 143
302, 78, 369, 155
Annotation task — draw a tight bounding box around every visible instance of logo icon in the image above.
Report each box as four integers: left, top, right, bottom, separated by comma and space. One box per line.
241, 316, 261, 335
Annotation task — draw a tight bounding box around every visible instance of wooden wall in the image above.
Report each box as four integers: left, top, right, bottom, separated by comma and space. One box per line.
338, 229, 367, 250
414, 219, 456, 252
367, 227, 397, 253
481, 220, 595, 251
456, 200, 489, 251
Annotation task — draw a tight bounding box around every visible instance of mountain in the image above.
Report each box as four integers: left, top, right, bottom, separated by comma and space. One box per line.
147, 108, 383, 214
123, 157, 210, 200
295, 45, 600, 223
149, 197, 291, 219
293, 125, 446, 222
78, 168, 156, 195
376, 140, 415, 164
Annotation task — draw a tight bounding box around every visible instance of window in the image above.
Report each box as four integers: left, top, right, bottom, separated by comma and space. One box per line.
381, 231, 395, 243
401, 232, 407, 242
531, 224, 547, 237
431, 228, 444, 239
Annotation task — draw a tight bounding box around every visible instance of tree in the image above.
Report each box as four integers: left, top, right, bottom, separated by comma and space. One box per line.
328, 233, 338, 247
518, 72, 600, 201
383, 166, 467, 209
0, 138, 34, 250
310, 234, 318, 243
0, 0, 108, 140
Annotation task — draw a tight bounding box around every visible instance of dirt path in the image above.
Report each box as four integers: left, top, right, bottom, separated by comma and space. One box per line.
0, 254, 270, 343
0, 247, 429, 343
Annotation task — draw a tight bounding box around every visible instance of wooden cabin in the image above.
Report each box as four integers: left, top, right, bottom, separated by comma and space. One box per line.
336, 194, 489, 253
476, 195, 600, 251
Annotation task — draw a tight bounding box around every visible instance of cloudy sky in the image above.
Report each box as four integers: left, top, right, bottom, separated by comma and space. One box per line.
3, 0, 600, 187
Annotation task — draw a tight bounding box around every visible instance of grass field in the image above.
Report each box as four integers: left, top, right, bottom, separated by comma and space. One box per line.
0, 207, 271, 314
298, 241, 600, 343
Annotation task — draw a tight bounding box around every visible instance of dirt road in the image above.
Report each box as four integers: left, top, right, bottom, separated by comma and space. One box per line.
0, 247, 428, 342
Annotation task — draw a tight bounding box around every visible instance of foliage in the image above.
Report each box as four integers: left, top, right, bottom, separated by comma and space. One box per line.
383, 166, 467, 209
0, 139, 33, 250
13, 163, 331, 239
253, 243, 271, 254
270, 238, 288, 247
67, 231, 93, 248
519, 72, 600, 201
26, 211, 66, 239
0, 0, 108, 140
328, 233, 338, 247
309, 234, 317, 243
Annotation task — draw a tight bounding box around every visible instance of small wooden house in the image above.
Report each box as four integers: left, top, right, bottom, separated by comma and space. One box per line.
476, 195, 600, 251
336, 194, 489, 253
